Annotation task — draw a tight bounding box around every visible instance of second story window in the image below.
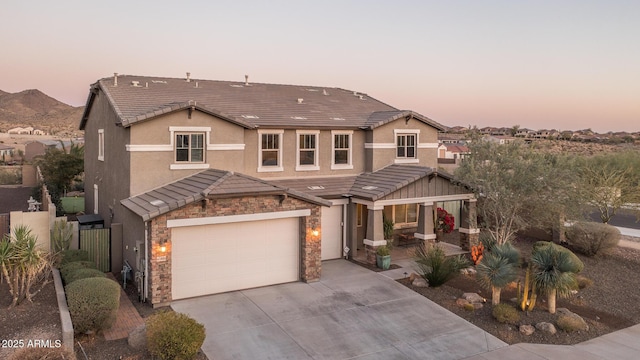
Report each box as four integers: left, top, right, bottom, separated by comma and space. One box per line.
258, 130, 283, 172
332, 130, 353, 170
98, 129, 104, 161
396, 134, 416, 159
175, 133, 204, 163
296, 130, 319, 171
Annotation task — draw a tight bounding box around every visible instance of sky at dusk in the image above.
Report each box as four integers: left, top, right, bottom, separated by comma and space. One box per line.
1, 0, 638, 133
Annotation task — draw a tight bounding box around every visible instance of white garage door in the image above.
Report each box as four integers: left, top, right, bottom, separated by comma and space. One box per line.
321, 205, 343, 260
171, 217, 299, 300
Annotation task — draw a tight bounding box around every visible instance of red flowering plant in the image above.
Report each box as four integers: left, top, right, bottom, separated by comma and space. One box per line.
436, 207, 455, 233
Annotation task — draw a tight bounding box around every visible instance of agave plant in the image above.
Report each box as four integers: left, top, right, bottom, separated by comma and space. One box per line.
476, 242, 520, 305
530, 242, 583, 314
414, 244, 470, 287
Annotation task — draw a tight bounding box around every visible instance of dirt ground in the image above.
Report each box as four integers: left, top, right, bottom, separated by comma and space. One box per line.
400, 236, 640, 345
0, 276, 62, 359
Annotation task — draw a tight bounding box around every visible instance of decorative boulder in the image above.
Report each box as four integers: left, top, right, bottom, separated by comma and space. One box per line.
536, 322, 557, 335
556, 308, 589, 332
520, 324, 535, 336
462, 293, 485, 304
412, 277, 429, 288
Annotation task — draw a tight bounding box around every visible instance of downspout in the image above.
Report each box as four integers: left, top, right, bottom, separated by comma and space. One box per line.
143, 221, 149, 302
342, 202, 348, 258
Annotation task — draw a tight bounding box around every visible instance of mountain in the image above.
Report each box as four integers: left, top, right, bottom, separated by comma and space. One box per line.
0, 89, 84, 136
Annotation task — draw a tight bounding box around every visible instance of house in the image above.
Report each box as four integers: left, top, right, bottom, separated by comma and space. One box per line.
79, 73, 478, 307
0, 144, 14, 161
7, 126, 34, 134
437, 144, 470, 160
485, 135, 517, 144
24, 139, 84, 161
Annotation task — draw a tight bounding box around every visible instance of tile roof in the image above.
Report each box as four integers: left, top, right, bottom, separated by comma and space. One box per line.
121, 169, 331, 221
81, 74, 447, 131
349, 165, 435, 201
270, 176, 358, 200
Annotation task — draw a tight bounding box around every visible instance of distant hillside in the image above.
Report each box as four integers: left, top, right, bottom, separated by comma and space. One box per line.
0, 89, 84, 136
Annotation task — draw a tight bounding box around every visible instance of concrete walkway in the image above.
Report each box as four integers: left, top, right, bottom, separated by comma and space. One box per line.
173, 260, 506, 360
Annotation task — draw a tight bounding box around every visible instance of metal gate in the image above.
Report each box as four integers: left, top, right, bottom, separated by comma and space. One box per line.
80, 228, 111, 272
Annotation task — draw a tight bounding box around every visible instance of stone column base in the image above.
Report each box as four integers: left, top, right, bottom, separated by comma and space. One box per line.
365, 244, 377, 264
459, 230, 480, 251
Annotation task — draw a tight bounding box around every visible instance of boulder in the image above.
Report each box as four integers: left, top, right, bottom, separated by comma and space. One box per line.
456, 298, 470, 308
472, 302, 484, 310
412, 278, 428, 288
409, 272, 419, 282
128, 324, 147, 350
520, 324, 535, 336
556, 308, 589, 332
535, 322, 557, 335
462, 293, 485, 304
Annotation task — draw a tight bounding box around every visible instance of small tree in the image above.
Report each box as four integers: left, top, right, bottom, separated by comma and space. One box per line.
0, 225, 52, 307
476, 242, 520, 306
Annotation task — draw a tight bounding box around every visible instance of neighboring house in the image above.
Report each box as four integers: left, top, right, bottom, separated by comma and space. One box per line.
437, 144, 470, 160
0, 144, 14, 161
8, 127, 34, 134
438, 134, 468, 144
24, 139, 84, 161
80, 74, 478, 307
485, 135, 517, 144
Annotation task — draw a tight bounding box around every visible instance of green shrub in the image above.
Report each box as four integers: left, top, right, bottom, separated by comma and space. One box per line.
146, 311, 206, 360
65, 268, 106, 284
414, 244, 470, 287
376, 245, 390, 256
566, 222, 621, 257
61, 260, 96, 282
66, 277, 120, 334
60, 249, 89, 265
492, 303, 520, 324
575, 275, 593, 289
557, 314, 589, 332
9, 346, 76, 360
463, 303, 476, 311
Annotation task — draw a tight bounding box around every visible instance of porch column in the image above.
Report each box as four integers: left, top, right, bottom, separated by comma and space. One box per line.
459, 198, 480, 251
414, 202, 436, 244
363, 206, 385, 264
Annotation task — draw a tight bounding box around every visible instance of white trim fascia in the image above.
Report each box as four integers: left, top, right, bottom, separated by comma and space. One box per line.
127, 144, 173, 152
459, 228, 481, 234
364, 143, 395, 149
363, 239, 387, 247
331, 130, 353, 170
257, 166, 284, 173
167, 209, 312, 228
327, 198, 349, 206
169, 163, 210, 170
394, 158, 420, 164
208, 144, 245, 150
414, 233, 437, 240
417, 142, 439, 149
296, 165, 320, 171
169, 126, 212, 132
394, 129, 421, 135
352, 194, 475, 208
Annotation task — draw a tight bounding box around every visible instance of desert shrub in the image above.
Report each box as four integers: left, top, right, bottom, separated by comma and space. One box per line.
65, 268, 106, 284
575, 275, 593, 289
414, 245, 470, 287
492, 303, 520, 324
566, 222, 620, 256
10, 346, 76, 360
60, 249, 89, 265
479, 231, 498, 252
557, 314, 588, 332
463, 303, 476, 311
66, 277, 120, 334
61, 260, 96, 282
146, 311, 206, 360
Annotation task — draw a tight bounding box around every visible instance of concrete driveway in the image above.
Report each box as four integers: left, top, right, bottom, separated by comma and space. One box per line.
172, 260, 506, 360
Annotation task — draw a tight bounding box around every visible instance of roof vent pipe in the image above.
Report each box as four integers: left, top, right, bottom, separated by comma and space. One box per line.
114, 73, 118, 86
195, 82, 199, 88
322, 89, 328, 96
297, 98, 304, 104
245, 75, 249, 85
186, 72, 191, 82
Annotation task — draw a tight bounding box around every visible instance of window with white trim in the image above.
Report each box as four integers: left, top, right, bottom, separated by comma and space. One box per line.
258, 130, 283, 172
383, 204, 418, 228
175, 133, 204, 163
296, 130, 319, 171
98, 129, 104, 161
396, 134, 416, 159
331, 130, 353, 169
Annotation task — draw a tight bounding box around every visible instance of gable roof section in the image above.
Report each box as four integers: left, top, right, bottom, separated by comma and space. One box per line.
270, 176, 358, 200
349, 164, 434, 201
80, 74, 447, 131
121, 168, 331, 221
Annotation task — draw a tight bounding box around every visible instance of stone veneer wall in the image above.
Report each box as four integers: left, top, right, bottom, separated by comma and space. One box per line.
148, 194, 321, 307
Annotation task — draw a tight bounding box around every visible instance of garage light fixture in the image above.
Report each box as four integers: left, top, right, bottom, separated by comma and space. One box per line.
159, 239, 168, 253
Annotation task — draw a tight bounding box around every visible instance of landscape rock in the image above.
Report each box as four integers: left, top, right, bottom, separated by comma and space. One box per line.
412, 277, 428, 287
520, 324, 535, 336
472, 302, 484, 310
462, 293, 485, 304
408, 272, 419, 282
466, 267, 477, 275
535, 322, 557, 335
128, 324, 147, 350
556, 308, 589, 332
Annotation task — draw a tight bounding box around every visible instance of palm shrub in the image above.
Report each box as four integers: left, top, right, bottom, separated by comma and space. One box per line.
476, 243, 520, 305
64, 268, 106, 284
565, 221, 620, 256
0, 225, 52, 307
66, 277, 120, 334
415, 244, 470, 287
530, 242, 583, 314
146, 311, 206, 360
